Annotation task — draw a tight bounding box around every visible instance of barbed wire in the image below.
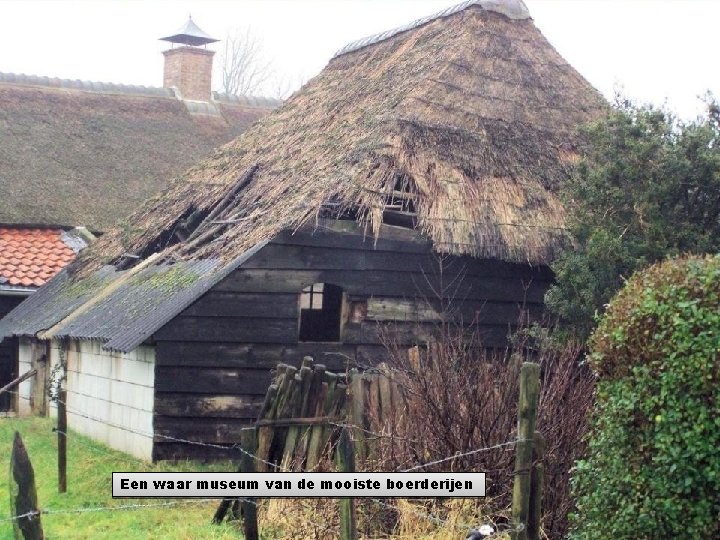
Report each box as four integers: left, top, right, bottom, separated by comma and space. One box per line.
3, 381, 527, 537
3, 387, 279, 470
400, 440, 520, 473
0, 499, 218, 524
57, 398, 279, 471
7, 386, 519, 477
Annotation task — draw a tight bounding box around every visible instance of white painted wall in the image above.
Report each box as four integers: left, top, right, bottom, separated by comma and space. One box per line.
46, 340, 156, 461
17, 337, 33, 416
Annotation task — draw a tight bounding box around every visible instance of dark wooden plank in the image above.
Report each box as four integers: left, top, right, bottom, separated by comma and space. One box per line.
155, 316, 298, 343
365, 298, 443, 322
215, 269, 548, 303
154, 367, 274, 395
154, 393, 264, 418
344, 321, 514, 348
441, 300, 545, 326
155, 342, 355, 369
272, 221, 433, 254
152, 442, 241, 461
154, 416, 257, 444
364, 297, 544, 326
244, 244, 438, 272
248, 243, 554, 281
355, 345, 391, 366
180, 292, 299, 318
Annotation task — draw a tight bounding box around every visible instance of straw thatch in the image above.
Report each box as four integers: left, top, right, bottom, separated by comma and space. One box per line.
0, 77, 279, 230
74, 2, 606, 274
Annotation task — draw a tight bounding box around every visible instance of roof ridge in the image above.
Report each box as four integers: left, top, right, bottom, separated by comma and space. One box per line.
0, 71, 281, 104
333, 0, 530, 58
0, 71, 174, 98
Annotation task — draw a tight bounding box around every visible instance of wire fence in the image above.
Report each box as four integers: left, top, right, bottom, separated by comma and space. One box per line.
0, 499, 220, 524
3, 386, 520, 537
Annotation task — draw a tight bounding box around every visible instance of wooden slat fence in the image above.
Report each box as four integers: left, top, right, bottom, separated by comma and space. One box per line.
253, 356, 408, 471
255, 357, 347, 471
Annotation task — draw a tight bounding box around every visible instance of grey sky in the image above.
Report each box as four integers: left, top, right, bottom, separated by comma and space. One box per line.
1, 0, 717, 118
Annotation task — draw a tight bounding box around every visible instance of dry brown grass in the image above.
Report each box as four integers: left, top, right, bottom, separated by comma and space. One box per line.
259, 497, 511, 539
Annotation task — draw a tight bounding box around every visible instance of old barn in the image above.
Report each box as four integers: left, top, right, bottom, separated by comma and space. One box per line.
0, 17, 279, 414
0, 0, 606, 460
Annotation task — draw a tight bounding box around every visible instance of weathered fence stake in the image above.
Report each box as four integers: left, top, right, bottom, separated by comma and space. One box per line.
510, 362, 540, 540
9, 432, 44, 540
31, 354, 47, 416
211, 499, 232, 525
57, 387, 67, 494
239, 429, 259, 540
348, 370, 366, 462
335, 429, 357, 540
527, 431, 545, 540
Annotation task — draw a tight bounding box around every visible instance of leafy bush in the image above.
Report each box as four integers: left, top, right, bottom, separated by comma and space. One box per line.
546, 98, 720, 337
570, 255, 720, 539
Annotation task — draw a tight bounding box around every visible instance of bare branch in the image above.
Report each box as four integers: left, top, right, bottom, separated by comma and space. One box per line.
216, 27, 273, 96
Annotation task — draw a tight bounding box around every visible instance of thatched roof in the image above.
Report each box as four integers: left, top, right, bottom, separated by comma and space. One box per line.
0, 0, 609, 350
73, 0, 605, 275
0, 73, 280, 231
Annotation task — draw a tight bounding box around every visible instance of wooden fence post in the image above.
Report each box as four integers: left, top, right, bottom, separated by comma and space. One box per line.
31, 355, 47, 417
348, 370, 366, 462
239, 428, 259, 540
57, 387, 67, 493
527, 431, 545, 540
9, 431, 43, 540
335, 429, 357, 540
510, 362, 540, 540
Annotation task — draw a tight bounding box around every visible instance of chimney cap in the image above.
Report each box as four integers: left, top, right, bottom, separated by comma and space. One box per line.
160, 16, 219, 47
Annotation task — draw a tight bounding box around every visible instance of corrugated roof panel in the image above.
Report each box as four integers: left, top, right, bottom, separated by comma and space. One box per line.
0, 241, 269, 353
0, 266, 118, 339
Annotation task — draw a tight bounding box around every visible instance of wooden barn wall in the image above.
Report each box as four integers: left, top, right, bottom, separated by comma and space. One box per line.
151, 223, 553, 459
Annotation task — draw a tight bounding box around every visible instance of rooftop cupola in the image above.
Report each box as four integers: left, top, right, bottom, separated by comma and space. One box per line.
160, 16, 219, 102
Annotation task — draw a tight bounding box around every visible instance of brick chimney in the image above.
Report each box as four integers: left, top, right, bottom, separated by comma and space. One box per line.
160, 17, 218, 102
162, 47, 214, 101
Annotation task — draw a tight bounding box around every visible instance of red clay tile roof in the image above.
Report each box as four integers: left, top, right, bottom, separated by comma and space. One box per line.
0, 228, 76, 288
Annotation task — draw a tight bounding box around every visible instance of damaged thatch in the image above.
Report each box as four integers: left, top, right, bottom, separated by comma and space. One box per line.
72, 1, 606, 273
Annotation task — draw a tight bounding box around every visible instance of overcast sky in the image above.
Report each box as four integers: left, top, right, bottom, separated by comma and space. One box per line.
1, 0, 717, 119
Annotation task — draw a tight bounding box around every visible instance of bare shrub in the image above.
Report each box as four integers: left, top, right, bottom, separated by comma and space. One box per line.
368, 321, 594, 538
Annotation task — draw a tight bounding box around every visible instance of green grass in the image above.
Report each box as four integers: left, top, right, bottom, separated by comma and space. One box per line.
0, 417, 243, 539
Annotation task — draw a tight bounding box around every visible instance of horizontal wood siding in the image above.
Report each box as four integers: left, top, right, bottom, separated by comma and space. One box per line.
153, 222, 552, 459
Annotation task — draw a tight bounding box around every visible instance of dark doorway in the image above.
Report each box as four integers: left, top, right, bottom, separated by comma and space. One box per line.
299, 283, 343, 342
0, 337, 17, 411
0, 295, 24, 412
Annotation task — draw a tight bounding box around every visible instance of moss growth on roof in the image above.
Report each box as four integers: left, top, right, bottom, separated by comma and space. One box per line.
128, 265, 201, 293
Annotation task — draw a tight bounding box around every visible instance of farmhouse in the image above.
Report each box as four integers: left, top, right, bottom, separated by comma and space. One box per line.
0, 0, 606, 460
0, 18, 279, 411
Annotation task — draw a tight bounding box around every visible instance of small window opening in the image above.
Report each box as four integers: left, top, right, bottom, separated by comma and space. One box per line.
299, 283, 343, 342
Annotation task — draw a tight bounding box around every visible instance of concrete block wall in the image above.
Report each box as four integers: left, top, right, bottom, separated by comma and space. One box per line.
47, 340, 156, 461
163, 46, 214, 101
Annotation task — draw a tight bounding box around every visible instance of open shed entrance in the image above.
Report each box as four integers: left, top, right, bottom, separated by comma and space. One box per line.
299, 283, 343, 342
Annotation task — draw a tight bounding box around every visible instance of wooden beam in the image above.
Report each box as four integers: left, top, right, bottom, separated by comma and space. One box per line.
0, 369, 36, 398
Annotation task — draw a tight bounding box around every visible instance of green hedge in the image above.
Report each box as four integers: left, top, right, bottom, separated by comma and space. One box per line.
570, 255, 720, 539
